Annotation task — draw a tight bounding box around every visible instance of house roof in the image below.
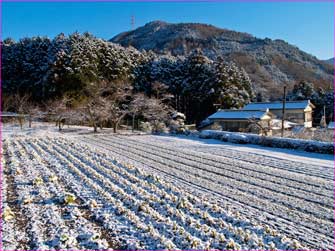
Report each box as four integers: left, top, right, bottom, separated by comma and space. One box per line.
242, 100, 314, 111
208, 110, 270, 120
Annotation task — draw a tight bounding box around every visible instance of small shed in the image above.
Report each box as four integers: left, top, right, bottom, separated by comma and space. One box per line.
1, 112, 29, 128
207, 109, 273, 132
242, 100, 315, 128
1, 112, 28, 120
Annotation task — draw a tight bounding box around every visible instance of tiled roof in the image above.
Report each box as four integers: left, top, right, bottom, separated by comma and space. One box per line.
243, 100, 313, 110
208, 110, 268, 120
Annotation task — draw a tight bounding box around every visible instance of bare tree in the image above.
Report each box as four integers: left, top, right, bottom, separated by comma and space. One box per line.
2, 94, 44, 128
83, 80, 131, 133
63, 108, 84, 128
81, 80, 111, 133
129, 94, 174, 133
2, 95, 14, 112
12, 94, 30, 129
50, 96, 73, 131
26, 105, 42, 128
129, 93, 147, 132
84, 80, 168, 134
142, 97, 172, 133
107, 85, 132, 133
85, 97, 108, 133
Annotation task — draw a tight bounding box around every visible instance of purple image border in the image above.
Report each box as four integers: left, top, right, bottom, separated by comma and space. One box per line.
1, 0, 334, 2
0, 0, 334, 251
1, 0, 3, 250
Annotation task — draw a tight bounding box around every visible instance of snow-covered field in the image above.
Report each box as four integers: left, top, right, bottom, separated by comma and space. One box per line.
2, 123, 333, 250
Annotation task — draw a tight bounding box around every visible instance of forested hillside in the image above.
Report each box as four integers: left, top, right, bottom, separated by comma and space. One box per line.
3, 22, 333, 125
2, 33, 254, 124
112, 21, 333, 99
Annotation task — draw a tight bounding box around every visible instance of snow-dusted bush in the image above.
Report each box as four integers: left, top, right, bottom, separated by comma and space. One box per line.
151, 121, 168, 134
228, 134, 249, 144
172, 112, 186, 121
169, 119, 183, 134
273, 127, 333, 143
187, 130, 200, 137
140, 121, 168, 134
139, 122, 152, 132
312, 129, 333, 142
169, 112, 189, 134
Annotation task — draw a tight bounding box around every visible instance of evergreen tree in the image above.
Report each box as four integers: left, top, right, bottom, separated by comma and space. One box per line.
213, 57, 254, 109
291, 80, 315, 100
289, 81, 334, 125
2, 33, 256, 125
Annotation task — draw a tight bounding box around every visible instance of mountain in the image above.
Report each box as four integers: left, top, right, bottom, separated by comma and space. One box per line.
111, 21, 333, 99
323, 58, 334, 65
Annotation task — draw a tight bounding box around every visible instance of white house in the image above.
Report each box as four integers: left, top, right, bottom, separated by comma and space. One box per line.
242, 100, 315, 128
206, 109, 273, 133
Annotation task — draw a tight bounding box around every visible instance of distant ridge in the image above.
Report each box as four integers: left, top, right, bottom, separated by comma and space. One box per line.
323, 57, 334, 65
111, 21, 333, 98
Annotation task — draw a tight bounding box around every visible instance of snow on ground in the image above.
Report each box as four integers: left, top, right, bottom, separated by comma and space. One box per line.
155, 134, 333, 167
2, 122, 117, 139
2, 122, 333, 249
2, 122, 147, 140
79, 134, 334, 250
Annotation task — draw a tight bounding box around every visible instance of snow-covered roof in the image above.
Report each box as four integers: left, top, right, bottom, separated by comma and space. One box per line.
272, 119, 298, 129
243, 100, 314, 110
208, 110, 270, 120
328, 122, 334, 129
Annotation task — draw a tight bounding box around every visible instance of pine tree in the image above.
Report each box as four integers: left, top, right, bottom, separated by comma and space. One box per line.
291, 80, 314, 100
213, 57, 253, 109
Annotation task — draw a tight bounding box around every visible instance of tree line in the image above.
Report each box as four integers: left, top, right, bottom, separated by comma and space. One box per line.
2, 32, 332, 130
2, 33, 254, 128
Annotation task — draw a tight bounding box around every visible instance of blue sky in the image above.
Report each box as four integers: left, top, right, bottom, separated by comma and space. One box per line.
3, 1, 334, 59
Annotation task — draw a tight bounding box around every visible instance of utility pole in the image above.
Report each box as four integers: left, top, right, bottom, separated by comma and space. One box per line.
321, 105, 327, 128
281, 86, 287, 137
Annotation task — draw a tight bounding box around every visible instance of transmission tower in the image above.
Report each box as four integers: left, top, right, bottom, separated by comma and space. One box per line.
131, 15, 135, 30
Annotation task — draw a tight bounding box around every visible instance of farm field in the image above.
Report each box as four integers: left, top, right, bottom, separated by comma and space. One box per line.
2, 127, 333, 250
